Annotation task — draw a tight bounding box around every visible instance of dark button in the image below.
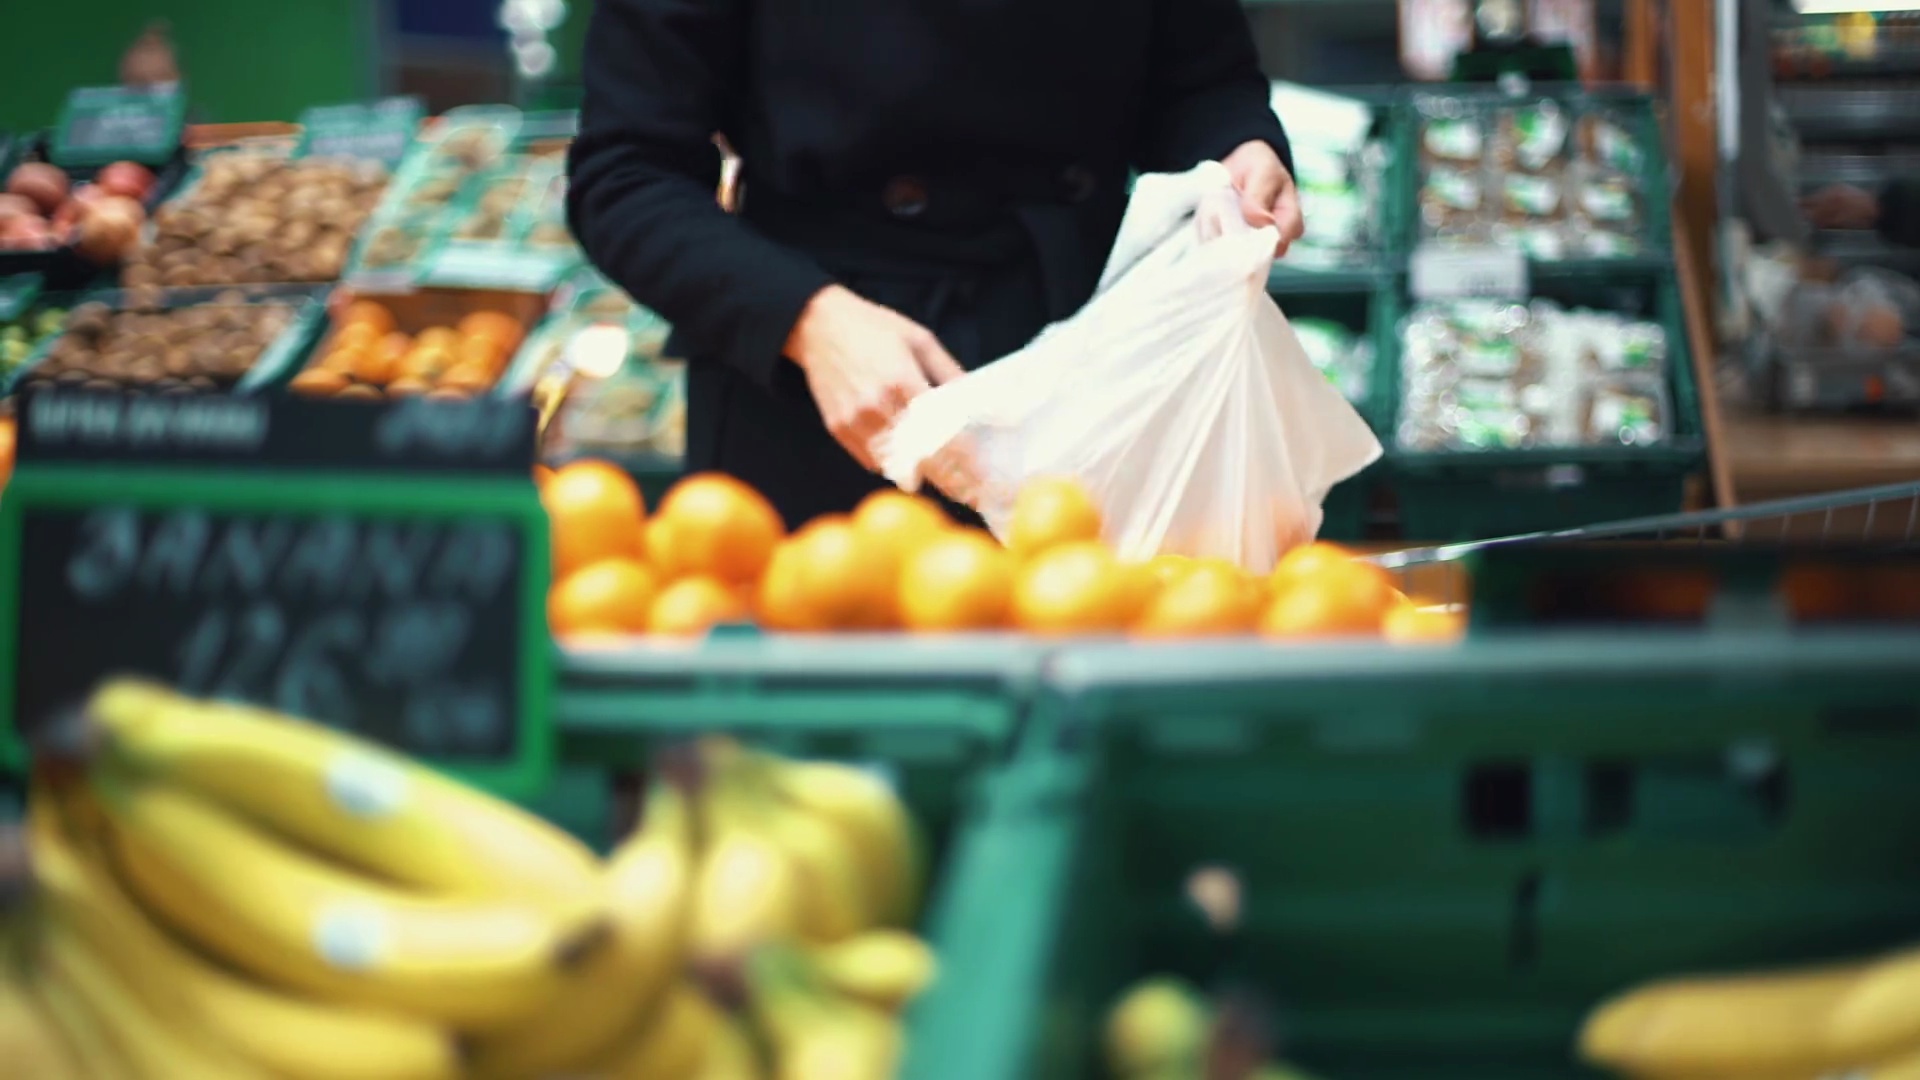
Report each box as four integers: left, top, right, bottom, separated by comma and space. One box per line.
1060, 165, 1097, 204
882, 175, 930, 218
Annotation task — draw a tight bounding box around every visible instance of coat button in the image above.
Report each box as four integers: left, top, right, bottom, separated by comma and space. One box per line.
1060, 165, 1097, 204
882, 176, 930, 218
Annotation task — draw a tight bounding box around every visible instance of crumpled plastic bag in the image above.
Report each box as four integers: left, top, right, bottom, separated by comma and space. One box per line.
877, 161, 1382, 573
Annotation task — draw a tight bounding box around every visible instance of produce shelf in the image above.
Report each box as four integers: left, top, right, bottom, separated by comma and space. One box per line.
904, 632, 1920, 1080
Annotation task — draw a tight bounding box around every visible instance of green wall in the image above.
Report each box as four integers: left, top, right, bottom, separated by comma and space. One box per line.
0, 0, 380, 132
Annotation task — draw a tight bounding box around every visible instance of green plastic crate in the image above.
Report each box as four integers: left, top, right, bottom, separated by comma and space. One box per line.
542, 634, 1046, 851
1387, 268, 1706, 542
904, 634, 1920, 1080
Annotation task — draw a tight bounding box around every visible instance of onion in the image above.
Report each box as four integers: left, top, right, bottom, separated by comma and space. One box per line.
96, 161, 156, 202
0, 215, 56, 251
73, 195, 145, 264
6, 162, 70, 215
0, 194, 36, 223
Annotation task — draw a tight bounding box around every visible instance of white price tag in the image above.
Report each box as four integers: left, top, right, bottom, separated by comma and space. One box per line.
1410, 243, 1531, 302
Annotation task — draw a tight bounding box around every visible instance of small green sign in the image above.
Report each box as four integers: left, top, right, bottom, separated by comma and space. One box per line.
0, 275, 42, 324
52, 84, 187, 168
425, 243, 579, 293
296, 96, 426, 168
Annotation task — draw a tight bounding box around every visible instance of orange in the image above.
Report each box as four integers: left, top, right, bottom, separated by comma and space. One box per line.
1134, 561, 1262, 639
1006, 477, 1102, 559
1011, 540, 1131, 635
317, 347, 360, 374
416, 326, 459, 353
438, 364, 497, 394
289, 368, 350, 396
897, 530, 1015, 632
458, 311, 525, 354
1267, 541, 1362, 592
548, 558, 658, 636
852, 488, 952, 614
387, 376, 432, 397
1383, 603, 1465, 645
0, 416, 14, 490
1144, 554, 1197, 588
648, 575, 750, 638
352, 344, 399, 386
458, 333, 508, 373
330, 321, 379, 353
796, 516, 893, 628
339, 299, 395, 335
534, 464, 555, 489
404, 343, 454, 381
372, 331, 414, 369
650, 472, 785, 584
756, 540, 812, 631
1259, 561, 1399, 639
542, 460, 647, 578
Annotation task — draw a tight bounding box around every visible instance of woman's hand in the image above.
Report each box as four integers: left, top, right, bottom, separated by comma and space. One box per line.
1802, 184, 1880, 232
1223, 140, 1305, 256
786, 285, 966, 471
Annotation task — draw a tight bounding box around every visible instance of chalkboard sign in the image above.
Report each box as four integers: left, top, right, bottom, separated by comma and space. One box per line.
0, 391, 554, 796
52, 85, 187, 168
296, 97, 425, 168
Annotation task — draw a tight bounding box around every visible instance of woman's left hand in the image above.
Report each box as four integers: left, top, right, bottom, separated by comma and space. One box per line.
1223, 140, 1305, 256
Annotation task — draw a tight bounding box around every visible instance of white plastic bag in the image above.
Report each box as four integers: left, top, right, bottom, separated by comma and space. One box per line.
878, 161, 1382, 573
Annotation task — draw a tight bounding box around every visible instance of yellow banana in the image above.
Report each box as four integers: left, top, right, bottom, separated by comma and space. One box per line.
1830, 947, 1920, 1057
694, 1013, 767, 1080
712, 752, 872, 944
590, 981, 726, 1080
0, 936, 83, 1080
92, 770, 607, 1030
85, 679, 602, 902
19, 929, 137, 1080
689, 815, 805, 969
767, 758, 923, 927
34, 900, 267, 1078
467, 783, 696, 1079
27, 781, 463, 1080
747, 946, 903, 1080
1580, 959, 1896, 1078
805, 929, 939, 1013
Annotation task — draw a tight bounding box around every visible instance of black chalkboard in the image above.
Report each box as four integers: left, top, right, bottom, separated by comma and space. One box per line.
0, 394, 555, 794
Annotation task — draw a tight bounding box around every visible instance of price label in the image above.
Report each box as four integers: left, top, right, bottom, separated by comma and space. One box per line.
52, 85, 186, 168
296, 97, 425, 168
1409, 243, 1531, 301
426, 244, 577, 292
0, 392, 553, 794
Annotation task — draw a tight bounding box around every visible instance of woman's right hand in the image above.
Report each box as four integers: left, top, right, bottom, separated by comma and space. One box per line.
786, 285, 966, 471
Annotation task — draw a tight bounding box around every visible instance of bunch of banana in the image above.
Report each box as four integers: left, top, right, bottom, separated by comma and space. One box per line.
1579, 946, 1920, 1080
1104, 976, 1327, 1080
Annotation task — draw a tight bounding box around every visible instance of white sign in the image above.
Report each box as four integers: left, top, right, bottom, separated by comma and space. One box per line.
1410, 243, 1531, 301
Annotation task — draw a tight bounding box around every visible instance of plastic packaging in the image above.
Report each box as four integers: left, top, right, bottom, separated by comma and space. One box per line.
878, 162, 1381, 572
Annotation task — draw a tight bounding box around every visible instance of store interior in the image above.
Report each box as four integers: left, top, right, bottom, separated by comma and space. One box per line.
2, 3, 1919, 1080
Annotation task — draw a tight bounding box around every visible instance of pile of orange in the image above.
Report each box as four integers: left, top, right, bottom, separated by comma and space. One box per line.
540, 464, 1464, 645
290, 300, 525, 402
0, 415, 14, 494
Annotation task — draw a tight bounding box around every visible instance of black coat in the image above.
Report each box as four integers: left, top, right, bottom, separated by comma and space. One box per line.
568, 0, 1290, 528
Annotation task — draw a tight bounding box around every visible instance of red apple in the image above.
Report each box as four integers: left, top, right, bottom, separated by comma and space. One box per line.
95, 161, 155, 202
6, 162, 70, 215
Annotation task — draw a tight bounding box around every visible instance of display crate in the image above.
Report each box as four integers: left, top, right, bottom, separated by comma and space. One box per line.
547, 634, 1046, 850
0, 283, 330, 397
903, 633, 1920, 1080
1385, 267, 1706, 542
1267, 87, 1413, 281
0, 135, 190, 290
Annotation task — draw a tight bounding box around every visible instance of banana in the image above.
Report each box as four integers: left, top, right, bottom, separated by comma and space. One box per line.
804, 929, 939, 1013
711, 752, 872, 944
34, 898, 267, 1078
27, 780, 463, 1080
1831, 947, 1920, 1057
689, 815, 804, 968
92, 769, 607, 1029
694, 1013, 767, 1080
747, 946, 903, 1080
1580, 960, 1904, 1077
467, 783, 696, 1079
19, 926, 138, 1080
0, 931, 83, 1080
84, 679, 602, 902
589, 981, 726, 1080
766, 758, 923, 927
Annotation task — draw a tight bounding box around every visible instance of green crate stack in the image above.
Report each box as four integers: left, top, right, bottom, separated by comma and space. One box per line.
1373, 87, 1697, 542
902, 634, 1920, 1080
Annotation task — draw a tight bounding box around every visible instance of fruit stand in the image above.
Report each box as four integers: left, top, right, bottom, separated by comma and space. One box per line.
1, 80, 1918, 1080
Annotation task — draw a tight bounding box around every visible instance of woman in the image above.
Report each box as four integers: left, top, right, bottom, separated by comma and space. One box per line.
568, 0, 1302, 528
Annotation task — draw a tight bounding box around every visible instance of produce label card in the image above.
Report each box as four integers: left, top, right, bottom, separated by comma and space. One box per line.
296, 97, 426, 168
0, 391, 554, 796
0, 275, 42, 324
52, 85, 186, 168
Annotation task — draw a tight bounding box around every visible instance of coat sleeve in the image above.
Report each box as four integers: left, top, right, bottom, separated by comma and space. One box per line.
566, 0, 836, 388
1879, 180, 1920, 249
1133, 0, 1292, 177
